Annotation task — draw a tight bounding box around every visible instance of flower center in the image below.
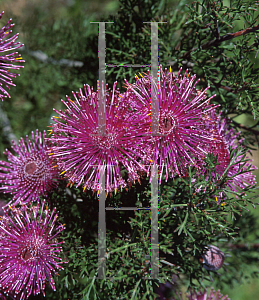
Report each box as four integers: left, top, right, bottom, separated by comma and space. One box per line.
21, 248, 33, 261
24, 162, 37, 175
159, 113, 176, 134
21, 237, 44, 261
91, 130, 118, 150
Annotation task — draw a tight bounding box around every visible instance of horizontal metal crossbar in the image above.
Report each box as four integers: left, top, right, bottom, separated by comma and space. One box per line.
106, 207, 150, 211
106, 64, 151, 67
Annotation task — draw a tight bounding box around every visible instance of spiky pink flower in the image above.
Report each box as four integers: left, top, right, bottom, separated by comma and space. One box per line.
0, 200, 65, 299
48, 81, 149, 193
0, 130, 60, 206
125, 66, 218, 183
201, 245, 225, 271
0, 11, 24, 101
198, 111, 257, 194
188, 288, 230, 300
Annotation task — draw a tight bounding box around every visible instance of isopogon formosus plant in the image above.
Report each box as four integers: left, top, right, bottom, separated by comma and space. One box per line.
0, 2, 259, 299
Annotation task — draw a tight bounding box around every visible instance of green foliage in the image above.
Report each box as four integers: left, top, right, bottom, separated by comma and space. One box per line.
29, 148, 257, 299
1, 0, 259, 299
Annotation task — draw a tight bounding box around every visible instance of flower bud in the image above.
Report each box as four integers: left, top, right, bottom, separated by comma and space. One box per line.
202, 245, 224, 271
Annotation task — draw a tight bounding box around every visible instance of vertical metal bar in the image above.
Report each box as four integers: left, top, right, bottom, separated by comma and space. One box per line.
98, 22, 106, 137
150, 22, 159, 136
150, 22, 159, 278
91, 21, 113, 279
98, 22, 106, 279
150, 164, 159, 278
90, 20, 166, 280
94, 21, 113, 279
98, 165, 106, 279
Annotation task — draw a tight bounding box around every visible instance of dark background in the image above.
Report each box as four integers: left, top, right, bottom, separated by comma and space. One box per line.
0, 0, 258, 298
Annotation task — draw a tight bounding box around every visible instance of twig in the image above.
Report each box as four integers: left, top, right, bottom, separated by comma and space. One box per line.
232, 120, 259, 136
167, 60, 195, 68
0, 103, 18, 145
175, 28, 193, 51
236, 123, 259, 136
20, 46, 84, 67
210, 78, 248, 94
138, 0, 143, 18
227, 243, 259, 249
182, 23, 259, 58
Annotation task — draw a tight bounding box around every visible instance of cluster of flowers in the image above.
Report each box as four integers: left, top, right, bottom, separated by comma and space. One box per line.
0, 12, 65, 299
47, 67, 256, 196
0, 67, 256, 203
0, 10, 256, 300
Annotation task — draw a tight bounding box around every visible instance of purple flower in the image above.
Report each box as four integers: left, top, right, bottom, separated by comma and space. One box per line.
125, 66, 218, 183
48, 81, 149, 193
0, 130, 60, 206
198, 111, 257, 194
188, 288, 230, 300
0, 11, 24, 101
0, 200, 65, 299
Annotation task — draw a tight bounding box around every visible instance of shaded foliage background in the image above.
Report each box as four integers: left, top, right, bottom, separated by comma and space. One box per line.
0, 0, 259, 299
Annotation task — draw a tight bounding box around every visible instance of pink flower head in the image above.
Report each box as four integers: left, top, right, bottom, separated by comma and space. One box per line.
125, 66, 218, 183
188, 288, 230, 300
0, 200, 66, 299
48, 81, 149, 193
0, 11, 24, 101
199, 111, 257, 194
0, 130, 60, 206
202, 245, 224, 271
